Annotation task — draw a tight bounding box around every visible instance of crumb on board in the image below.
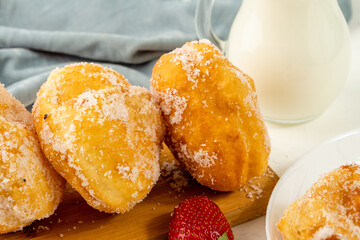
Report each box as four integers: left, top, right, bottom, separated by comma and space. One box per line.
160, 157, 190, 192
37, 225, 50, 231
239, 168, 276, 200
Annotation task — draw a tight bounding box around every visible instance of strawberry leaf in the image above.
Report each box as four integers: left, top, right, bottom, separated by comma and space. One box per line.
218, 233, 230, 240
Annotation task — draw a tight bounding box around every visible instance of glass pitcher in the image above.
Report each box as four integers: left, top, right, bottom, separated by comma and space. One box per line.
196, 0, 351, 124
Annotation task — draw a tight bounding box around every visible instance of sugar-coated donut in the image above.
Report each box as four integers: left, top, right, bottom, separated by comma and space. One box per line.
278, 163, 360, 240
33, 63, 164, 213
0, 84, 65, 234
150, 40, 270, 191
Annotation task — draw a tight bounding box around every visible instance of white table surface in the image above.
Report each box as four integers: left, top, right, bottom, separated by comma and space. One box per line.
232, 2, 360, 239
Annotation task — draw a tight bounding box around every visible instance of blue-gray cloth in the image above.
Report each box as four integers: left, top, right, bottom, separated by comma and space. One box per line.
0, 0, 352, 107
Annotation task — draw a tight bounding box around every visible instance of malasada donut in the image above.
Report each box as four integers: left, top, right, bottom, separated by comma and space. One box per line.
0, 84, 64, 233
151, 40, 270, 191
33, 63, 164, 213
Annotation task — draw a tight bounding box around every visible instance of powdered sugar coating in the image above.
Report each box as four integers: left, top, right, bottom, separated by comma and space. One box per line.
73, 90, 130, 125
170, 43, 205, 89
312, 227, 345, 240
33, 62, 164, 213
179, 143, 216, 169
152, 88, 187, 125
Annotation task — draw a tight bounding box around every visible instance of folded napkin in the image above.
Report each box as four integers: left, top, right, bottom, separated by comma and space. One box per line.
0, 0, 352, 107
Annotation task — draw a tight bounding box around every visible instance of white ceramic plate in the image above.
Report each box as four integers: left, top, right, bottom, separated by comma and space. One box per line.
265, 129, 360, 240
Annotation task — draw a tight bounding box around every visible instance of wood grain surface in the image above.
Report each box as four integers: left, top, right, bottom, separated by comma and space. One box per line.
2, 146, 278, 240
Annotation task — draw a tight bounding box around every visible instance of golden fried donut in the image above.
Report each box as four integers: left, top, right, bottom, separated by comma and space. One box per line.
0, 84, 64, 234
278, 163, 360, 240
33, 63, 164, 213
150, 40, 270, 191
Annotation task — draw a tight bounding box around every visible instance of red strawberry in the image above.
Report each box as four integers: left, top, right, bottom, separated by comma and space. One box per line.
169, 196, 234, 240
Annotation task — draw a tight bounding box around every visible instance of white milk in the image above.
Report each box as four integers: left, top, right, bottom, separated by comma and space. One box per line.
227, 0, 351, 123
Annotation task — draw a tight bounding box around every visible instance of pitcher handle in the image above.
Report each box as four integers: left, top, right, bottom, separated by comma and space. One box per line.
195, 0, 227, 52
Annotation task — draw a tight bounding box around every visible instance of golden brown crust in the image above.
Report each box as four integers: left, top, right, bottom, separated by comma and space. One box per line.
0, 84, 65, 234
0, 84, 34, 131
278, 164, 360, 240
150, 40, 270, 191
33, 63, 164, 213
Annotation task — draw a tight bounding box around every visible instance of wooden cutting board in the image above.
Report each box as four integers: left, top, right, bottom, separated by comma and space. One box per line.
2, 146, 278, 240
